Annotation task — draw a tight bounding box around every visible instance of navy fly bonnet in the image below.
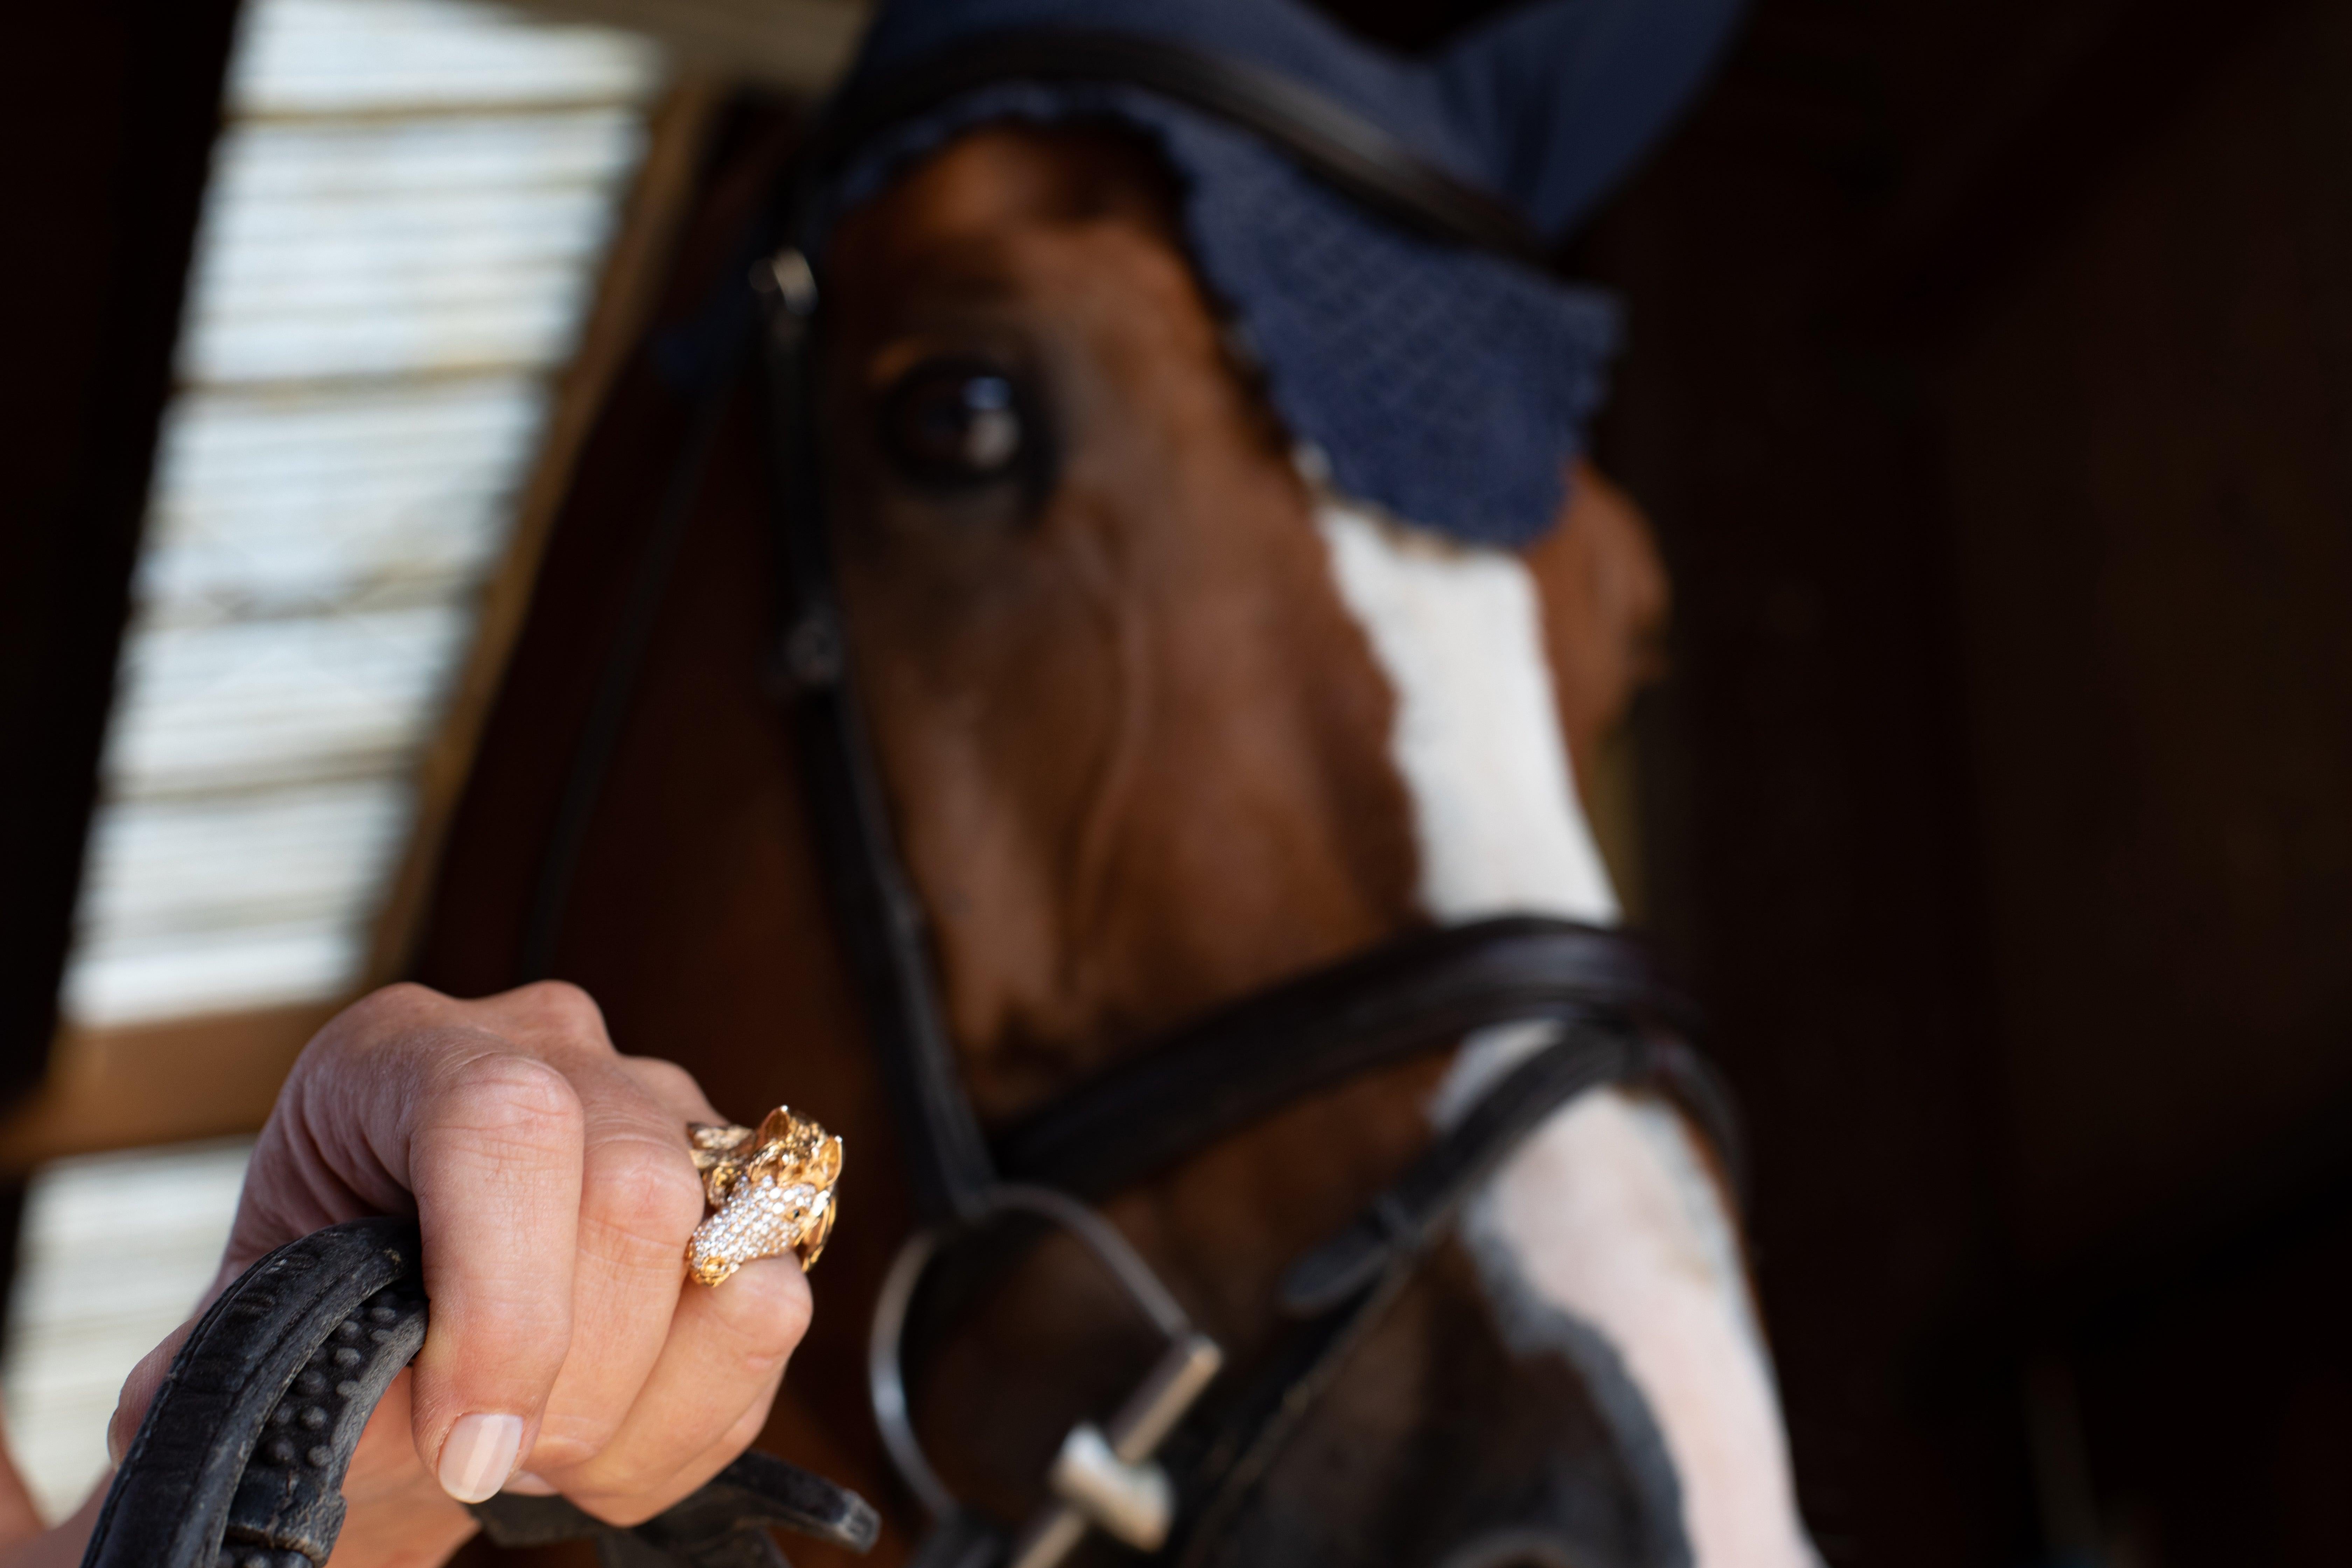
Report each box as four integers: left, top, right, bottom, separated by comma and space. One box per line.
811, 0, 1743, 546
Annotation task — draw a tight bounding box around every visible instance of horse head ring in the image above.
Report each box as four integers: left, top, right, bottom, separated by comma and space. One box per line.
687, 1106, 843, 1284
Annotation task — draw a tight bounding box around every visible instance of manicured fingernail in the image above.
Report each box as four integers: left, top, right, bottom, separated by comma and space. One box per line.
438, 1413, 526, 1503
504, 1469, 559, 1496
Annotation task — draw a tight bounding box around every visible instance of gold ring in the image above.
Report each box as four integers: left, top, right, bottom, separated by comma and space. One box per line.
685, 1106, 842, 1285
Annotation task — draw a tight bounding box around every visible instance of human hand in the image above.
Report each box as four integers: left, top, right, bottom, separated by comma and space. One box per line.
105, 981, 812, 1568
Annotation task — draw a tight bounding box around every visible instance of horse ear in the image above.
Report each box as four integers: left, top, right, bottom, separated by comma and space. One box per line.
1433, 0, 1747, 241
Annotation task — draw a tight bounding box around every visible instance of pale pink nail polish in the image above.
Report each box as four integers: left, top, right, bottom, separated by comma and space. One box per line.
504, 1469, 560, 1496
438, 1413, 526, 1503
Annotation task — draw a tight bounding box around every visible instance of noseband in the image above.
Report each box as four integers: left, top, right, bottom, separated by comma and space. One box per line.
92, 30, 1737, 1568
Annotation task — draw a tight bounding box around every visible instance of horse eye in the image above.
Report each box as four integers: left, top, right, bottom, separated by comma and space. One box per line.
879, 358, 1032, 488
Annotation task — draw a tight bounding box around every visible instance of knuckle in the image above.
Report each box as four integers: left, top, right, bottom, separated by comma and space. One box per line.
524, 1410, 618, 1476
558, 1446, 704, 1527
322, 981, 438, 1044
440, 1051, 584, 1146
366, 980, 441, 1012
626, 1056, 703, 1106
509, 980, 608, 1042
713, 1260, 812, 1367
562, 1392, 774, 1527
446, 1295, 573, 1376
589, 1138, 706, 1252
558, 1380, 785, 1522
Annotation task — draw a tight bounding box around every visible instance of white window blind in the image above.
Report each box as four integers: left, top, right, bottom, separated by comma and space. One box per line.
6, 0, 665, 1520
63, 0, 664, 1029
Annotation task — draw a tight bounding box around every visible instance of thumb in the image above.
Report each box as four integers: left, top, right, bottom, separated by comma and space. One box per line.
107, 1317, 197, 1466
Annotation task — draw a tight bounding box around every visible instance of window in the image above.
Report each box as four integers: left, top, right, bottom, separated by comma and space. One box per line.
5, 0, 663, 1513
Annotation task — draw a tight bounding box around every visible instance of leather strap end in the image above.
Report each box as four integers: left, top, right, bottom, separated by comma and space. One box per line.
468, 1493, 608, 1549
467, 1450, 880, 1562
1278, 1194, 1410, 1317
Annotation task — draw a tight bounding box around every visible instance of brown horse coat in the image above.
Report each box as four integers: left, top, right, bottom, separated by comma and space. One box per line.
422, 123, 1807, 1568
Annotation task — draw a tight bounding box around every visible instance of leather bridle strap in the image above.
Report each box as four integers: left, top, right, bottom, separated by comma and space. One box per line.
1161, 1019, 1663, 1568
760, 255, 1001, 1224
993, 916, 1719, 1201
1277, 1020, 1686, 1316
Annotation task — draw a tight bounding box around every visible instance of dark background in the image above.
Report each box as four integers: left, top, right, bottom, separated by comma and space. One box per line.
1590, 0, 2352, 1560
1406, 0, 2352, 1559
10, 0, 2352, 1561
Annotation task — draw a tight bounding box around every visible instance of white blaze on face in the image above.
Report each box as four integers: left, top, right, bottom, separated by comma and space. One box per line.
1311, 496, 1619, 927
1314, 489, 1820, 1568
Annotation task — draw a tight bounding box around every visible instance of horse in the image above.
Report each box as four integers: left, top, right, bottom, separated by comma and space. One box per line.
400, 16, 1816, 1568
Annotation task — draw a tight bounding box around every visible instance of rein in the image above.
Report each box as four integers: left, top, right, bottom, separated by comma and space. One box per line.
81, 1220, 878, 1568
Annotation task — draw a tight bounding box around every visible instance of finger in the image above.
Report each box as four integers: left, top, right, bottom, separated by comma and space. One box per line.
617, 1056, 724, 1126
523, 1057, 709, 1473
219, 981, 612, 1277
403, 1045, 587, 1501
464, 978, 622, 1059
107, 1317, 197, 1465
553, 1384, 777, 1528
639, 1392, 783, 1518
540, 1255, 809, 1524
333, 1372, 481, 1566
347, 1367, 431, 1504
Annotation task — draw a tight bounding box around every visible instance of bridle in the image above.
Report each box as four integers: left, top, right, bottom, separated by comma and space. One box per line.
85, 29, 1741, 1568
757, 28, 1565, 1226
752, 30, 1739, 1568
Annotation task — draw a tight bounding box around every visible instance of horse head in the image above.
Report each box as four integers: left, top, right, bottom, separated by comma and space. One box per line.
422, 14, 1813, 1568
796, 117, 1796, 1568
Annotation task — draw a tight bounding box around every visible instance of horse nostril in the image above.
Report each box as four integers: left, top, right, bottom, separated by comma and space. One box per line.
880, 356, 1035, 489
